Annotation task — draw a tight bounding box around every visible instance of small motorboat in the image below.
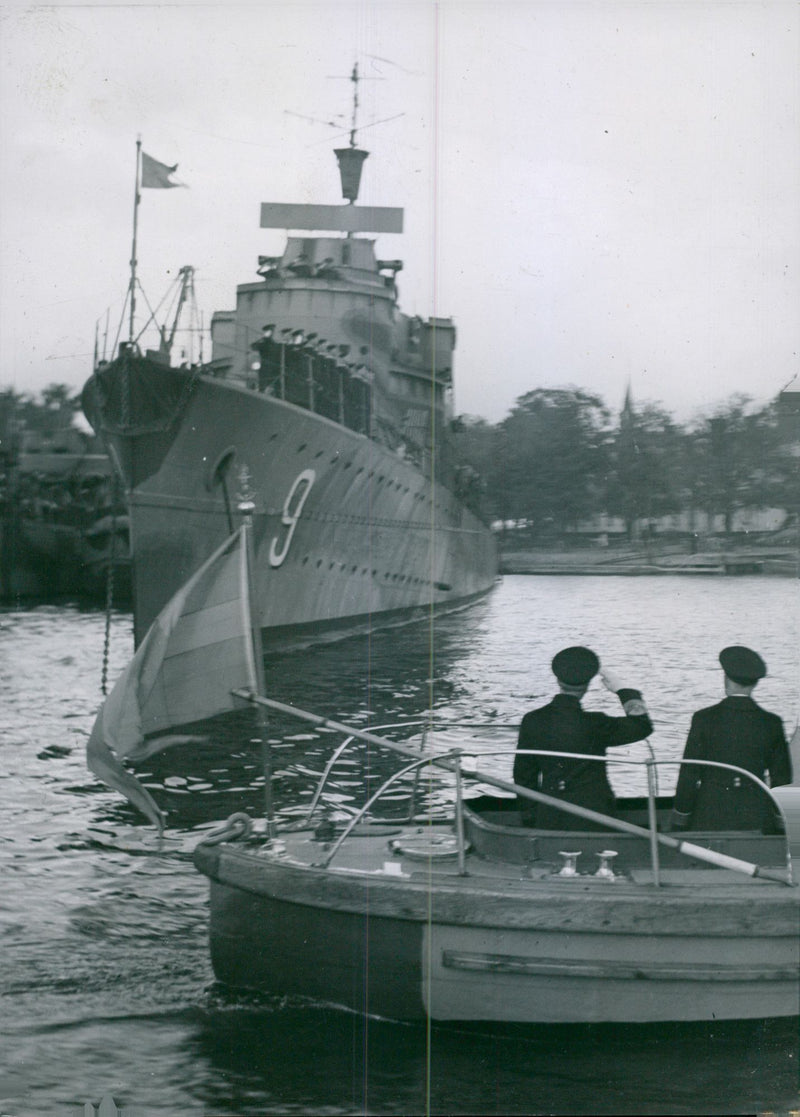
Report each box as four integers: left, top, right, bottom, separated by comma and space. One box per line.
193, 705, 800, 1024
81, 498, 798, 1024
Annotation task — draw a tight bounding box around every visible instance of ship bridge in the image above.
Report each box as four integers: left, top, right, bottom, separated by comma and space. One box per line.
207, 138, 457, 476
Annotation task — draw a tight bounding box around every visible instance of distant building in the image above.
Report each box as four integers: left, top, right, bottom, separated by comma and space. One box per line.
777, 375, 800, 455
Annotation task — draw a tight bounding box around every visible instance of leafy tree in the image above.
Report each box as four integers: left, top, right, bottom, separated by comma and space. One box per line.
450, 415, 501, 521
451, 415, 494, 478
0, 385, 93, 463
0, 384, 83, 440
606, 392, 682, 537
496, 388, 610, 535
686, 395, 784, 533
774, 386, 800, 523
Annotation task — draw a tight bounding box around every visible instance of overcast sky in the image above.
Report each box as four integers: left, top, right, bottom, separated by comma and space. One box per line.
1, 0, 798, 423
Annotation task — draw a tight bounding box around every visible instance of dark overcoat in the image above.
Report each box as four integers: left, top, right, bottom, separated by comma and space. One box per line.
673, 696, 792, 831
513, 689, 653, 830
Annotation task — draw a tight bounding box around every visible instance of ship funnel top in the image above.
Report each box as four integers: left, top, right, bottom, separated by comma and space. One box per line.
334, 147, 369, 203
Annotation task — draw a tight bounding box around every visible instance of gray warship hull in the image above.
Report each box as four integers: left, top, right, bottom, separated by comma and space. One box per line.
84, 365, 497, 646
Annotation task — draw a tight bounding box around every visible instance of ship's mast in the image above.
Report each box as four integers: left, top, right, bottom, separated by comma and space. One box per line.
348, 61, 360, 149
129, 138, 142, 344
335, 63, 368, 207
260, 62, 403, 235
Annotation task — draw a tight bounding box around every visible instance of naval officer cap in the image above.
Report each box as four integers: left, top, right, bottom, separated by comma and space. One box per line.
552, 646, 600, 686
719, 645, 766, 685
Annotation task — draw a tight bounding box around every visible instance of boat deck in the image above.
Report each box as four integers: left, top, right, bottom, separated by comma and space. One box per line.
216, 819, 793, 899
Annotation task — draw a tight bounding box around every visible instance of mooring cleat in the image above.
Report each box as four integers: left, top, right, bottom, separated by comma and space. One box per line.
557, 850, 582, 877
595, 850, 619, 879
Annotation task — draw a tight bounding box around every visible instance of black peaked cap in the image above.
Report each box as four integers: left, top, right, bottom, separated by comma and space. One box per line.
719, 645, 766, 685
552, 646, 600, 686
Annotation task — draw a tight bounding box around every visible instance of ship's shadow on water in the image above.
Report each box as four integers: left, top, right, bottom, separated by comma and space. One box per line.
187, 993, 797, 1116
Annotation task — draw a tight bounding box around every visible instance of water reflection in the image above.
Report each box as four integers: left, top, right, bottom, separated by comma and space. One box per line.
186, 997, 799, 1116
120, 610, 505, 832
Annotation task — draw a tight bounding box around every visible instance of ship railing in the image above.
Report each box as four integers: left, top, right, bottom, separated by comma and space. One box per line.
293, 723, 794, 885
246, 328, 451, 465
249, 331, 372, 436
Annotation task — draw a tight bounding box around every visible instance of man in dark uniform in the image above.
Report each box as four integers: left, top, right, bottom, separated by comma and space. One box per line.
514, 646, 653, 830
671, 645, 792, 832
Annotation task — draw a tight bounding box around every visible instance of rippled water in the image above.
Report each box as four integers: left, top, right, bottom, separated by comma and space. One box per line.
1, 574, 798, 1115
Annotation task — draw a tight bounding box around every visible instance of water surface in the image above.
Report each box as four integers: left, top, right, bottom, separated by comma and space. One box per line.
1, 574, 798, 1115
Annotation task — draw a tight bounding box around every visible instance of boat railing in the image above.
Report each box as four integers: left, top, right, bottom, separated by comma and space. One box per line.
229, 693, 793, 884
298, 719, 656, 828
481, 749, 788, 885
315, 750, 467, 872
297, 727, 792, 885
298, 721, 433, 825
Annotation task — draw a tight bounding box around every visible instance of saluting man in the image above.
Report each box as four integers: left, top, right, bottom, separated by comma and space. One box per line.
671, 645, 793, 832
514, 646, 653, 830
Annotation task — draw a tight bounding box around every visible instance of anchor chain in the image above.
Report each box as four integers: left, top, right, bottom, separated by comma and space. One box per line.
100, 482, 119, 696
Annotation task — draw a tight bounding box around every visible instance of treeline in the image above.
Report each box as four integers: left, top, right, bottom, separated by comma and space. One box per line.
3, 383, 797, 542
453, 388, 800, 539
0, 384, 87, 453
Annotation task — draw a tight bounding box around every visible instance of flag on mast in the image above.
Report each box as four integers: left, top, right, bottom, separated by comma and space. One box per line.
86, 525, 260, 831
141, 151, 185, 189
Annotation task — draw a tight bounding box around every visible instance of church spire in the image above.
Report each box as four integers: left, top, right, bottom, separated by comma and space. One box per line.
620, 381, 635, 428
623, 381, 633, 413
